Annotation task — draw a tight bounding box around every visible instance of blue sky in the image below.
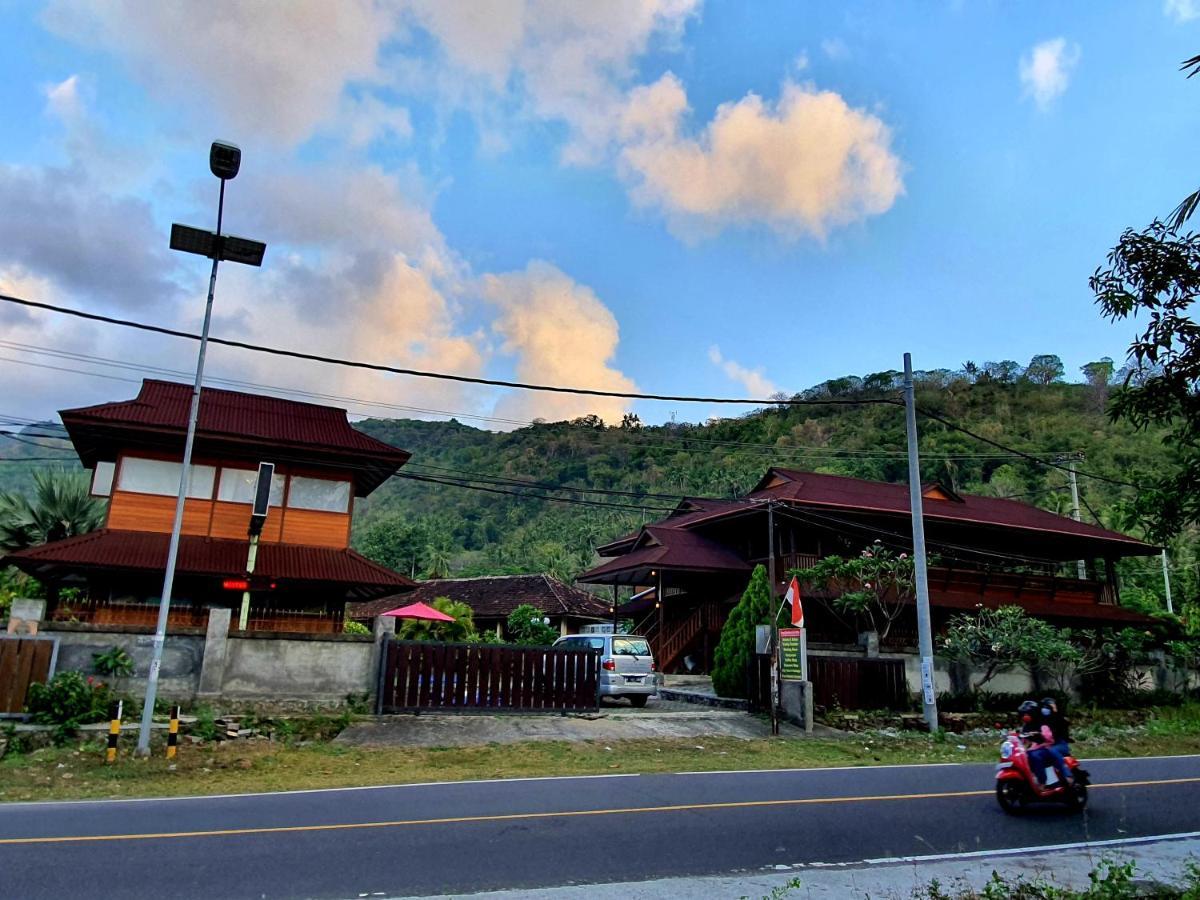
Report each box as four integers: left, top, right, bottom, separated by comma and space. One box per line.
1, 1, 1198, 429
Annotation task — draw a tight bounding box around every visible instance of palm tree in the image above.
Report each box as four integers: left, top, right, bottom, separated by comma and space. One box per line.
396, 597, 476, 642
0, 470, 106, 553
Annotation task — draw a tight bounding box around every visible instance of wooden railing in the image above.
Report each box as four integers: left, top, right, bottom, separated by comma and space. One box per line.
50, 599, 343, 634
751, 553, 820, 574
655, 601, 723, 672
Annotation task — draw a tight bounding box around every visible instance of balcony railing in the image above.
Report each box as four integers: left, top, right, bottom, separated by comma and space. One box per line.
50, 598, 343, 634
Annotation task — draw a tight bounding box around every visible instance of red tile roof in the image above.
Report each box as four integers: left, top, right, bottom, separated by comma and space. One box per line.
578, 526, 751, 584
60, 380, 409, 495
4, 529, 413, 597
753, 469, 1153, 552
349, 573, 611, 621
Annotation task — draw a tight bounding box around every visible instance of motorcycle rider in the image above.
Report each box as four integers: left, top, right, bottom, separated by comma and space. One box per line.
1017, 699, 1072, 788
1040, 697, 1072, 778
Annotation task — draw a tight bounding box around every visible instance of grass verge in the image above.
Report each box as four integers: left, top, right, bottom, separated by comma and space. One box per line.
2, 726, 1198, 804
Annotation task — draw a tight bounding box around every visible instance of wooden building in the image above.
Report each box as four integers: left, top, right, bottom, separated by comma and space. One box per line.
350, 573, 611, 638
4, 380, 414, 632
576, 467, 1160, 673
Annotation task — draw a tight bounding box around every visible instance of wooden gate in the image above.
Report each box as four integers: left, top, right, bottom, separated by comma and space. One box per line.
808, 655, 909, 711
0, 636, 59, 716
378, 640, 600, 713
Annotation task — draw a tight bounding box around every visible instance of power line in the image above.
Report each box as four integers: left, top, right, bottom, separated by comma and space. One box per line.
394, 471, 675, 514
915, 405, 1144, 490
0, 293, 899, 408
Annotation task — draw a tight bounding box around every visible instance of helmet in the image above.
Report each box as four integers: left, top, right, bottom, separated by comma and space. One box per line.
1040, 697, 1057, 709
1018, 700, 1038, 716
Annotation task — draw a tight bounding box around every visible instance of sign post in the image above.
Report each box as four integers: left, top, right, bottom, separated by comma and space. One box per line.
238, 462, 275, 631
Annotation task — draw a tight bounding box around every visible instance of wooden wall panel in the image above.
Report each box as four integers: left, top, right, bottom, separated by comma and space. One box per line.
106, 491, 212, 535
279, 508, 350, 548
210, 502, 284, 542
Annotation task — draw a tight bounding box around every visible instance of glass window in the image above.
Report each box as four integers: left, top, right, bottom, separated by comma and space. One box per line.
287, 475, 350, 512
612, 637, 651, 657
217, 468, 285, 506
91, 461, 115, 497
117, 457, 215, 499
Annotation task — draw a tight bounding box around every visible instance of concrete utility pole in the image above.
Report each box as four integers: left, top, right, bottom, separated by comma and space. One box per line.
902, 353, 938, 732
1162, 549, 1174, 615
1060, 453, 1087, 580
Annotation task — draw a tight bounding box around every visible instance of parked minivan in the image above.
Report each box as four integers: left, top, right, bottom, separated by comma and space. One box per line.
553, 633, 657, 707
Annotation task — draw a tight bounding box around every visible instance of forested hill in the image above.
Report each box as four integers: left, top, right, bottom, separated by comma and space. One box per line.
349, 368, 1189, 608
2, 365, 1191, 607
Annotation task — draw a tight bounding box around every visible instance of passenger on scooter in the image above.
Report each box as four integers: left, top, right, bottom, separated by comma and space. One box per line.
1017, 699, 1072, 787
1040, 697, 1072, 778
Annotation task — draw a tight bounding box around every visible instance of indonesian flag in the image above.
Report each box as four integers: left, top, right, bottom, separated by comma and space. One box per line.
785, 576, 804, 627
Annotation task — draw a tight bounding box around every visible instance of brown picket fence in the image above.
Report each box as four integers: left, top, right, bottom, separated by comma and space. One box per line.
0, 636, 59, 716
808, 655, 909, 711
378, 640, 600, 714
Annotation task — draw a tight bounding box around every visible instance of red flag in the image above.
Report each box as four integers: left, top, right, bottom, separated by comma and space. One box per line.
786, 576, 804, 627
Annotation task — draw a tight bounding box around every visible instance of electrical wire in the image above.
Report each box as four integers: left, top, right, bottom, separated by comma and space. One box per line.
0, 293, 901, 408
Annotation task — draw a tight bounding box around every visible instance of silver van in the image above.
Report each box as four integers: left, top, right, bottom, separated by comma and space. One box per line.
553, 633, 657, 707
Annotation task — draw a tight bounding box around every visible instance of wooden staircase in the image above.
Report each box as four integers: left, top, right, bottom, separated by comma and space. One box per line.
652, 601, 724, 673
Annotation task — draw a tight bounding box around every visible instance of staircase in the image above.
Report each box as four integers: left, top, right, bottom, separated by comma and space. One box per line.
653, 601, 724, 673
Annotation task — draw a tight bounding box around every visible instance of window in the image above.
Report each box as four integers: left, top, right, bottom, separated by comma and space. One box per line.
286, 475, 350, 512
91, 461, 115, 497
613, 637, 651, 657
217, 468, 285, 506
117, 457, 215, 499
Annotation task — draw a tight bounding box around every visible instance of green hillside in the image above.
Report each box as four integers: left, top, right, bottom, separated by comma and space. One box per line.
350, 368, 1195, 610
3, 366, 1194, 611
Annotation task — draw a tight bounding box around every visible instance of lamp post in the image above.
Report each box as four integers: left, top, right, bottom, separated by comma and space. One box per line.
136, 142, 267, 756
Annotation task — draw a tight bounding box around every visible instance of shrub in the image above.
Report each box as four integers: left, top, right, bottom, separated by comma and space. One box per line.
92, 646, 134, 678
712, 564, 773, 699
505, 604, 558, 645
342, 620, 370, 635
25, 672, 112, 743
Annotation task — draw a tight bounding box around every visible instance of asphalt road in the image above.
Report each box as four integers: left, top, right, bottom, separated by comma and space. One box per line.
1, 754, 1197, 899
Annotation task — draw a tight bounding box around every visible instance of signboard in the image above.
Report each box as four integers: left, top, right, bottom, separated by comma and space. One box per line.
920, 656, 936, 706
778, 628, 804, 680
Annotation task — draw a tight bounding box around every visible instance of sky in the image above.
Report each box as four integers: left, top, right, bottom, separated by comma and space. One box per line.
1, 1, 1198, 430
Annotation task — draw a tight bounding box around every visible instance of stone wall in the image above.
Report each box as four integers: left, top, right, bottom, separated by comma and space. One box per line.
41, 612, 393, 706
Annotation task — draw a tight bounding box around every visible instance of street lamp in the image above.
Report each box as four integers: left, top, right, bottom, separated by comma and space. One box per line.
136, 141, 267, 756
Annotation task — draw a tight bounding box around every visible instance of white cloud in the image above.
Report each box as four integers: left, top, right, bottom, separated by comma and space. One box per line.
339, 95, 413, 148
821, 38, 849, 61
618, 73, 903, 239
1165, 0, 1200, 22
402, 0, 700, 162
707, 345, 778, 398
1019, 38, 1080, 110
483, 262, 636, 424
43, 0, 396, 145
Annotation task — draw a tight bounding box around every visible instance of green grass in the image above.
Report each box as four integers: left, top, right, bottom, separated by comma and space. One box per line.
2, 720, 1198, 804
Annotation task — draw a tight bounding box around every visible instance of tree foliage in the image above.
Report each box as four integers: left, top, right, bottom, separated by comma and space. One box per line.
938, 605, 1076, 691
790, 542, 914, 639
0, 469, 105, 553
1091, 222, 1200, 541
711, 564, 773, 699
505, 603, 559, 645
395, 596, 476, 642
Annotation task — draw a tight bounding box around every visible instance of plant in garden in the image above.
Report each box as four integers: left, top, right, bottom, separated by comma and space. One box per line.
0, 469, 106, 553
396, 596, 477, 642
938, 605, 1075, 691
505, 603, 559, 645
790, 542, 914, 640
712, 564, 773, 699
1077, 627, 1156, 704
342, 619, 370, 635
91, 646, 133, 678
24, 672, 112, 743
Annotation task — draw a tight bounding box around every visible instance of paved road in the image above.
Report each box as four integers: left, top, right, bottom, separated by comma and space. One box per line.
1, 754, 1197, 899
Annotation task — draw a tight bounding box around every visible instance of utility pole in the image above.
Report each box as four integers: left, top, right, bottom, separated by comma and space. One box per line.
903, 353, 938, 732
1162, 549, 1174, 615
1059, 453, 1087, 580
767, 498, 779, 736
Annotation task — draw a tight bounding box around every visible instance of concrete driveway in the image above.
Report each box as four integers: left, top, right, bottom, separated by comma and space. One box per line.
335, 697, 821, 748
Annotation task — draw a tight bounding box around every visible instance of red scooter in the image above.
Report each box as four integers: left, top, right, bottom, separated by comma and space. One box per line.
995, 730, 1089, 813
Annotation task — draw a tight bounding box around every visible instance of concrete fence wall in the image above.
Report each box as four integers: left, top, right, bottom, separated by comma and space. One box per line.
42, 611, 395, 706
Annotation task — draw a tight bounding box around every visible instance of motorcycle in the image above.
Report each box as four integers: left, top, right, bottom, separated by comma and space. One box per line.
995, 730, 1089, 813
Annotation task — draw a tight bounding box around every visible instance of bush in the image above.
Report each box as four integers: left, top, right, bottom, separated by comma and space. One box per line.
712, 564, 772, 699
505, 604, 558, 645
91, 646, 134, 678
24, 672, 112, 743
342, 620, 370, 635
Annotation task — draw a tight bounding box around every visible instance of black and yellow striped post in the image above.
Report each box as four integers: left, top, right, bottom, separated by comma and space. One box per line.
166, 705, 180, 760
105, 700, 123, 763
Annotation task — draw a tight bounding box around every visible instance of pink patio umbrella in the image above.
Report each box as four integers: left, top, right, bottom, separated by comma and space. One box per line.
378, 601, 455, 622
